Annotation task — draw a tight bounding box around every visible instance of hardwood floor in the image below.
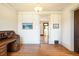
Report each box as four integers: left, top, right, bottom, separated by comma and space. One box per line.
8, 44, 79, 56
40, 36, 48, 44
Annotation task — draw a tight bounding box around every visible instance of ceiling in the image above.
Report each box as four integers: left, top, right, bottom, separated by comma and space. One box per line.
10, 3, 73, 11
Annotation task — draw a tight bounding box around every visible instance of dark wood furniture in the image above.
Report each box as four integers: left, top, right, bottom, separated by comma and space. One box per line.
74, 9, 79, 52
0, 31, 20, 56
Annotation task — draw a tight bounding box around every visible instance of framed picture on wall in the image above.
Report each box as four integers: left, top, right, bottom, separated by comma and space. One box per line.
53, 24, 59, 29
22, 23, 33, 30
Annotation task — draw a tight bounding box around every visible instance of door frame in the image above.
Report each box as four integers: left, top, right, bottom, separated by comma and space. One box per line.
43, 22, 49, 44
74, 7, 79, 52
40, 21, 49, 44
71, 5, 79, 51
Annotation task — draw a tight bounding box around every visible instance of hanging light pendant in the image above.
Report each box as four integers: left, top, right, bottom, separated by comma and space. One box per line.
34, 7, 42, 13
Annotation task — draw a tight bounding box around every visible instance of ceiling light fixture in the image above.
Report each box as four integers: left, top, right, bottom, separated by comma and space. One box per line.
34, 7, 42, 13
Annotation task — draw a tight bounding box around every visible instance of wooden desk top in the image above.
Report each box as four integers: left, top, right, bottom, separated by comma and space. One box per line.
0, 37, 16, 46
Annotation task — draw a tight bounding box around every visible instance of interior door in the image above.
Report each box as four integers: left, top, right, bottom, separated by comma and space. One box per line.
74, 9, 79, 52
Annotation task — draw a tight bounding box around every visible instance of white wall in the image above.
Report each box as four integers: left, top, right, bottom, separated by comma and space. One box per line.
62, 4, 79, 51
49, 13, 62, 44
18, 12, 40, 44
0, 4, 18, 33
18, 11, 62, 44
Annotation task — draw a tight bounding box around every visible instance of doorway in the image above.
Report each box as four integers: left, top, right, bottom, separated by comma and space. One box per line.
40, 22, 49, 44
74, 9, 79, 52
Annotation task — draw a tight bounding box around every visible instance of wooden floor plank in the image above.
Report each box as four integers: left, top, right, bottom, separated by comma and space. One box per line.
8, 44, 79, 56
